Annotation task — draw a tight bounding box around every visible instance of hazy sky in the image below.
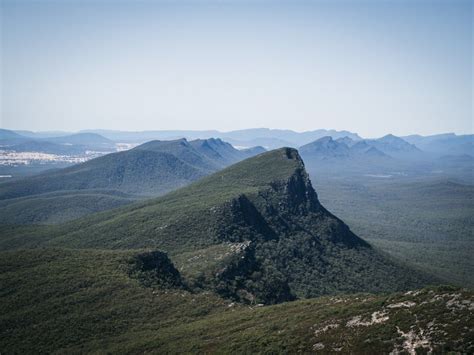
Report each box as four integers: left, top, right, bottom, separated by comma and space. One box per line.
1, 0, 472, 137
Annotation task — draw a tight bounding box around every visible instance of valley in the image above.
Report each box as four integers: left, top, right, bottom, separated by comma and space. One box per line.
313, 176, 474, 288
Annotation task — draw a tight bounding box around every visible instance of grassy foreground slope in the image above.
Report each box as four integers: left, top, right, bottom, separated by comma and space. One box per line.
0, 149, 437, 302
0, 248, 472, 354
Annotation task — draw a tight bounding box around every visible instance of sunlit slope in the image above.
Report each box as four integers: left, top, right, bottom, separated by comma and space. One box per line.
25, 148, 306, 250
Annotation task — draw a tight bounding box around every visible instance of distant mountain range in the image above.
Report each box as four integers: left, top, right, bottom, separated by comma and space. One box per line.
2, 127, 472, 155
78, 128, 363, 149
403, 133, 473, 156
6, 141, 89, 155
0, 128, 30, 145
0, 130, 116, 153
43, 133, 115, 150
1, 127, 472, 185
72, 128, 474, 156
297, 134, 474, 180
365, 134, 421, 156
299, 134, 419, 161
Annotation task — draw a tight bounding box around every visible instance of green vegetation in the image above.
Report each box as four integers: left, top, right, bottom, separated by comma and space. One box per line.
0, 248, 232, 353
0, 190, 137, 224
0, 248, 471, 353
129, 250, 184, 288
313, 176, 474, 288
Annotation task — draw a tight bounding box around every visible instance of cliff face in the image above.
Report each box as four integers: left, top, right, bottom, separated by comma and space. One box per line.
205, 151, 435, 304
214, 150, 367, 248
265, 164, 321, 216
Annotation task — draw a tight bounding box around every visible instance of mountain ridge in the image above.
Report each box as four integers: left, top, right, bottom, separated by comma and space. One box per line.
1, 148, 438, 303
300, 136, 389, 160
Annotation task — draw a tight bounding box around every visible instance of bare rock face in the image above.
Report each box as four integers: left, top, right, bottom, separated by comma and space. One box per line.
129, 250, 183, 288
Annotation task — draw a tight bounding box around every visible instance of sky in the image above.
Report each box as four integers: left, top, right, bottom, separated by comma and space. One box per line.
0, 0, 472, 138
